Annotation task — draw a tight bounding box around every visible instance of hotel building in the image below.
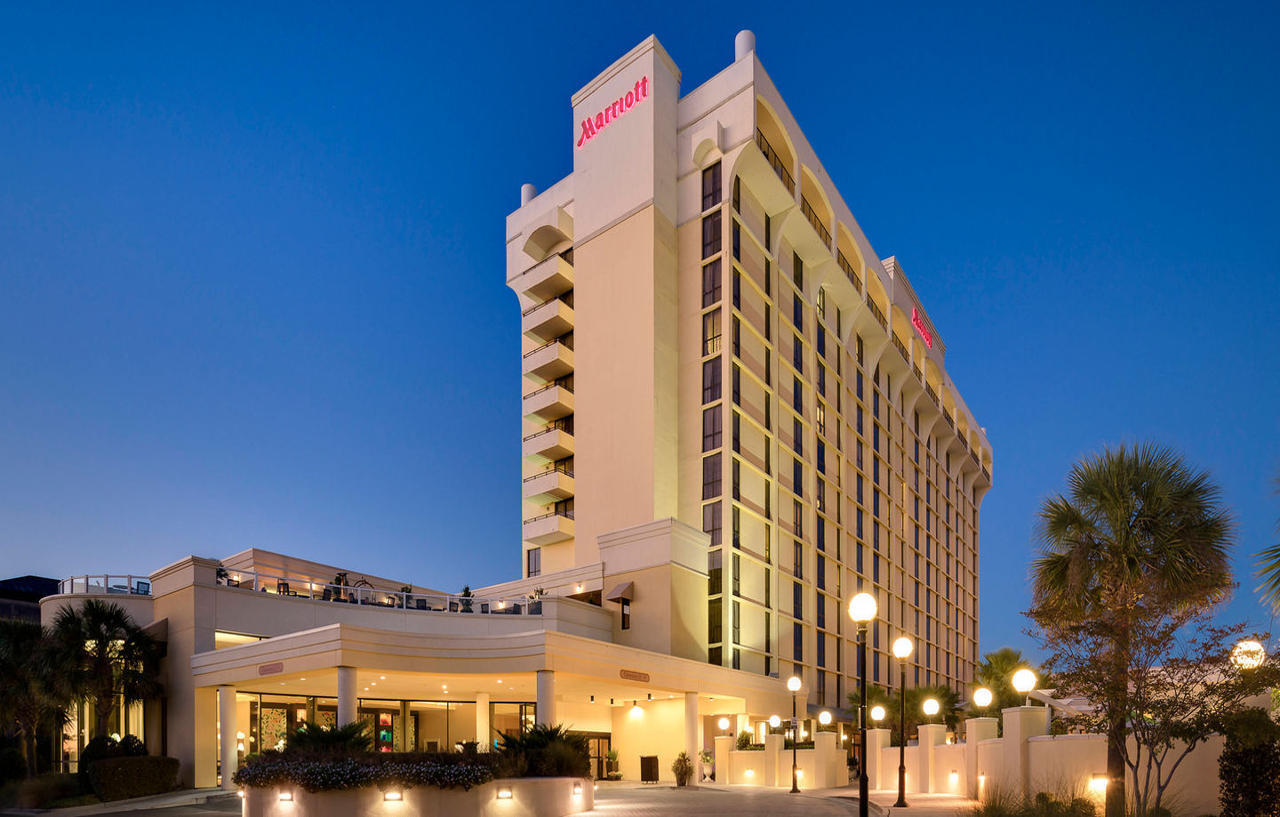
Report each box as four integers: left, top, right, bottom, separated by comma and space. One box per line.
42, 31, 990, 790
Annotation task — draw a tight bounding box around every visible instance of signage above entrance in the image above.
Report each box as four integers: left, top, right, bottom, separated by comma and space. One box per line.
577, 76, 650, 149
911, 307, 933, 350
619, 669, 651, 683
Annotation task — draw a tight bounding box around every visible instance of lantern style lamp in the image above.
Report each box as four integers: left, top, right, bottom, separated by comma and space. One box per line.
1011, 669, 1037, 705
890, 635, 914, 808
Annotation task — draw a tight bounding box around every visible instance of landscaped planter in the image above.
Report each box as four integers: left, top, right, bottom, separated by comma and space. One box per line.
242, 777, 593, 817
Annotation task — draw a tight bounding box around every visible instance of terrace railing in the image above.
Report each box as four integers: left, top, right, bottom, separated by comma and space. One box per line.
59, 575, 151, 595
755, 129, 795, 195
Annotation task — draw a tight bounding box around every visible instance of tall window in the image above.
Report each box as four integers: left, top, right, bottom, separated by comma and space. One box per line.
702, 453, 722, 500
526, 547, 541, 578
701, 259, 721, 307
793, 458, 803, 498
702, 162, 722, 211
708, 549, 723, 594
703, 310, 722, 356
793, 253, 804, 289
793, 540, 803, 578
702, 358, 721, 403
702, 407, 722, 452
709, 598, 723, 644
703, 502, 722, 547
793, 582, 803, 619
702, 211, 722, 259
793, 622, 803, 661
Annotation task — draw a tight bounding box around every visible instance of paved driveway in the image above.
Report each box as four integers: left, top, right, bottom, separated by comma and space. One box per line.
585, 784, 858, 816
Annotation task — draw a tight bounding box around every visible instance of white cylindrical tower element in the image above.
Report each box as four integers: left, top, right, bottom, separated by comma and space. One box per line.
520, 183, 537, 206
735, 30, 756, 61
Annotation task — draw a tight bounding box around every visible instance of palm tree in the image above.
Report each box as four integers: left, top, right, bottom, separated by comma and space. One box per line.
50, 600, 162, 739
1255, 474, 1280, 611
1029, 443, 1233, 817
285, 720, 371, 754
849, 684, 962, 741
0, 620, 69, 777
974, 647, 1040, 714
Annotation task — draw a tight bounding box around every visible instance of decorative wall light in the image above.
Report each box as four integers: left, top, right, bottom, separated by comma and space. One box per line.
496, 785, 513, 800
573, 781, 583, 796
278, 791, 294, 802
383, 791, 402, 801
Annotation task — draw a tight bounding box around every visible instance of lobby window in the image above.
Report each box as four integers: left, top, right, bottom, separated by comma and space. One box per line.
702, 453, 722, 500
702, 407, 722, 452
702, 358, 721, 403
620, 599, 631, 630
702, 162, 722, 211
526, 547, 541, 578
703, 502, 722, 548
708, 549, 723, 594
702, 259, 722, 307
702, 211, 722, 258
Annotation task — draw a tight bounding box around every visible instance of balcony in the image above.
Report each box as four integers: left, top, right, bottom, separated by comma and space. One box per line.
522, 468, 574, 504
523, 382, 574, 422
523, 339, 573, 383
523, 425, 574, 463
523, 510, 575, 545
755, 129, 795, 195
522, 297, 574, 343
801, 196, 832, 248
866, 296, 888, 331
837, 250, 862, 292
59, 575, 151, 595
513, 252, 574, 301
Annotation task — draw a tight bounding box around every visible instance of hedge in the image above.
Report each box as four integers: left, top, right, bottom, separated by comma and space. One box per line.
233, 753, 496, 793
88, 756, 180, 801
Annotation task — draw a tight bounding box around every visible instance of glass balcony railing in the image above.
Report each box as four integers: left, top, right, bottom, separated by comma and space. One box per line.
59, 575, 151, 595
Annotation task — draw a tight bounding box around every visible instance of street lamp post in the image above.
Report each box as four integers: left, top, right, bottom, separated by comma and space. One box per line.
890, 635, 913, 808
849, 592, 877, 817
787, 675, 802, 793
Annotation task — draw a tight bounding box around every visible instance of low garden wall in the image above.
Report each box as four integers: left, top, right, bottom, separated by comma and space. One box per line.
243, 777, 592, 817
712, 730, 849, 789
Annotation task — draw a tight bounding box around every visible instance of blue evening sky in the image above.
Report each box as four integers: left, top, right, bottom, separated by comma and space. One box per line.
2, 2, 1277, 657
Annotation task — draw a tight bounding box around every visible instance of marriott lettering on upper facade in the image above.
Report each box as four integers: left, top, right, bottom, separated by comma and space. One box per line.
911, 306, 933, 350
576, 76, 650, 149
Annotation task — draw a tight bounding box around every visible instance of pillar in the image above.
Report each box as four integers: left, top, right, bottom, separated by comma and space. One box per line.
714, 734, 733, 784
764, 732, 783, 786
217, 686, 237, 791
866, 727, 890, 789
917, 723, 947, 793
1002, 706, 1049, 799
476, 693, 491, 751
536, 670, 556, 726
964, 717, 998, 799
814, 729, 838, 789
683, 692, 700, 786
398, 701, 410, 752
337, 666, 358, 727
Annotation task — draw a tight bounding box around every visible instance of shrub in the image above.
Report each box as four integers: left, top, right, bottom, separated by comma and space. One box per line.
234, 752, 497, 792
16, 773, 82, 809
88, 756, 180, 801
735, 731, 752, 750
967, 789, 1095, 817
77, 735, 147, 786
495, 724, 589, 778
1218, 708, 1280, 817
285, 720, 372, 755
0, 747, 24, 785
671, 752, 694, 786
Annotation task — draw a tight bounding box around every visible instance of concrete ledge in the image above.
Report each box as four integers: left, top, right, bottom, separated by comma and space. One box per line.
244, 777, 592, 817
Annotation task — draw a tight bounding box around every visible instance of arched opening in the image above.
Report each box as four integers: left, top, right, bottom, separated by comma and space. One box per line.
864, 268, 890, 332
754, 98, 796, 196
799, 166, 833, 250
835, 223, 863, 292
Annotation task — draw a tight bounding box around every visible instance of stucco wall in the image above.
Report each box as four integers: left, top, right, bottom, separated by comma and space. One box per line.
243, 777, 592, 817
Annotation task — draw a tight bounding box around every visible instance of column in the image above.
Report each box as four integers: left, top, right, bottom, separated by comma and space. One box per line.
683, 692, 699, 786
917, 723, 947, 793
476, 693, 491, 752
398, 702, 410, 752
217, 686, 237, 791
536, 670, 556, 726
814, 729, 838, 789
714, 734, 733, 785
964, 717, 998, 799
337, 666, 358, 726
866, 727, 890, 789
1002, 706, 1049, 798
764, 732, 784, 787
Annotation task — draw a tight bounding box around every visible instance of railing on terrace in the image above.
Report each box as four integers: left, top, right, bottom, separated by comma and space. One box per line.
212, 569, 543, 615
522, 337, 570, 358
523, 380, 573, 400
925, 384, 939, 406
943, 411, 954, 428
520, 293, 571, 318
800, 197, 832, 248
982, 465, 992, 482
522, 417, 574, 442
523, 464, 574, 481
891, 334, 911, 364
59, 575, 151, 596
912, 364, 923, 382
865, 296, 887, 330
524, 509, 575, 524
755, 129, 795, 195
837, 251, 862, 291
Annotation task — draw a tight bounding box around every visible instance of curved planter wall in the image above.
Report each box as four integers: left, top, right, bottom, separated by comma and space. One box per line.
243, 777, 593, 817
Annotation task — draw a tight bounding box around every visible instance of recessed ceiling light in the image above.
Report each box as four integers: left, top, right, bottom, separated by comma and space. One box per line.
300, 677, 307, 681
379, 676, 386, 680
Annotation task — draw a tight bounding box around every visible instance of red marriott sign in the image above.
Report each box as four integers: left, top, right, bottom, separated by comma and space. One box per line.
577, 76, 650, 149
911, 307, 933, 349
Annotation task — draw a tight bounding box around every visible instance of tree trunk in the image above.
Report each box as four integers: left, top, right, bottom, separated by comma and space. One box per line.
95, 691, 114, 739
1107, 717, 1126, 817
20, 730, 36, 778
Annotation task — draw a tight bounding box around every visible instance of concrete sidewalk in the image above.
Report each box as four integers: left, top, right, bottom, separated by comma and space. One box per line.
1, 788, 235, 817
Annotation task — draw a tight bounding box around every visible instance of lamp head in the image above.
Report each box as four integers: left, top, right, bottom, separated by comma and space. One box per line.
1011, 668, 1037, 694
870, 705, 886, 722
892, 636, 914, 659
972, 687, 993, 708
848, 592, 878, 623
818, 710, 832, 726
717, 717, 731, 731
1231, 639, 1266, 670
923, 698, 940, 716
768, 715, 781, 728
787, 675, 802, 692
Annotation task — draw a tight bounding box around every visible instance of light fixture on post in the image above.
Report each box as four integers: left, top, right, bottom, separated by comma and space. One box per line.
768, 714, 781, 729
849, 592, 877, 817
922, 698, 940, 721
1231, 639, 1266, 670
870, 705, 886, 723
890, 634, 913, 809
1011, 668, 1037, 705
718, 716, 731, 735
786, 675, 802, 793
972, 687, 993, 709
818, 710, 832, 726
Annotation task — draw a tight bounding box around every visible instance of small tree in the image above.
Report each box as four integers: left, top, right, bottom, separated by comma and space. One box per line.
51, 600, 162, 738
0, 620, 68, 777
1217, 707, 1280, 817
671, 751, 694, 786
974, 647, 1048, 715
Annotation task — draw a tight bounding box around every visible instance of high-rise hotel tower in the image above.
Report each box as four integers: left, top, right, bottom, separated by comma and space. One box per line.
506, 32, 992, 707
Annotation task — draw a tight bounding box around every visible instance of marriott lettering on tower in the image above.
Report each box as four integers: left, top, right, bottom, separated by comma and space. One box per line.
576, 76, 649, 149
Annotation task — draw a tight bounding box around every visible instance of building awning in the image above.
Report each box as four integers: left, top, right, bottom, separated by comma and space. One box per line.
605, 582, 634, 603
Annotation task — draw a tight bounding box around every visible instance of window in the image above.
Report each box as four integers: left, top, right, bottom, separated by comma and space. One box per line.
794, 540, 803, 578
793, 253, 804, 289
793, 622, 803, 661
702, 453, 722, 500
620, 599, 631, 630
732, 411, 741, 453
732, 315, 741, 356
793, 581, 803, 619
702, 407, 722, 452
793, 295, 803, 332
732, 269, 741, 307
732, 221, 741, 260
793, 377, 803, 413
793, 417, 803, 455
732, 506, 741, 548
708, 549, 723, 594
702, 162, 722, 211
702, 358, 721, 403
816, 632, 826, 666
816, 441, 826, 474
702, 260, 721, 307
794, 498, 803, 538
732, 175, 741, 211
709, 598, 723, 644
703, 310, 721, 355
792, 333, 803, 371
702, 211, 722, 259
732, 458, 741, 500
732, 364, 741, 404
703, 502, 722, 547
793, 458, 803, 498
526, 547, 541, 578
733, 554, 741, 597
817, 327, 825, 358
816, 554, 825, 590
